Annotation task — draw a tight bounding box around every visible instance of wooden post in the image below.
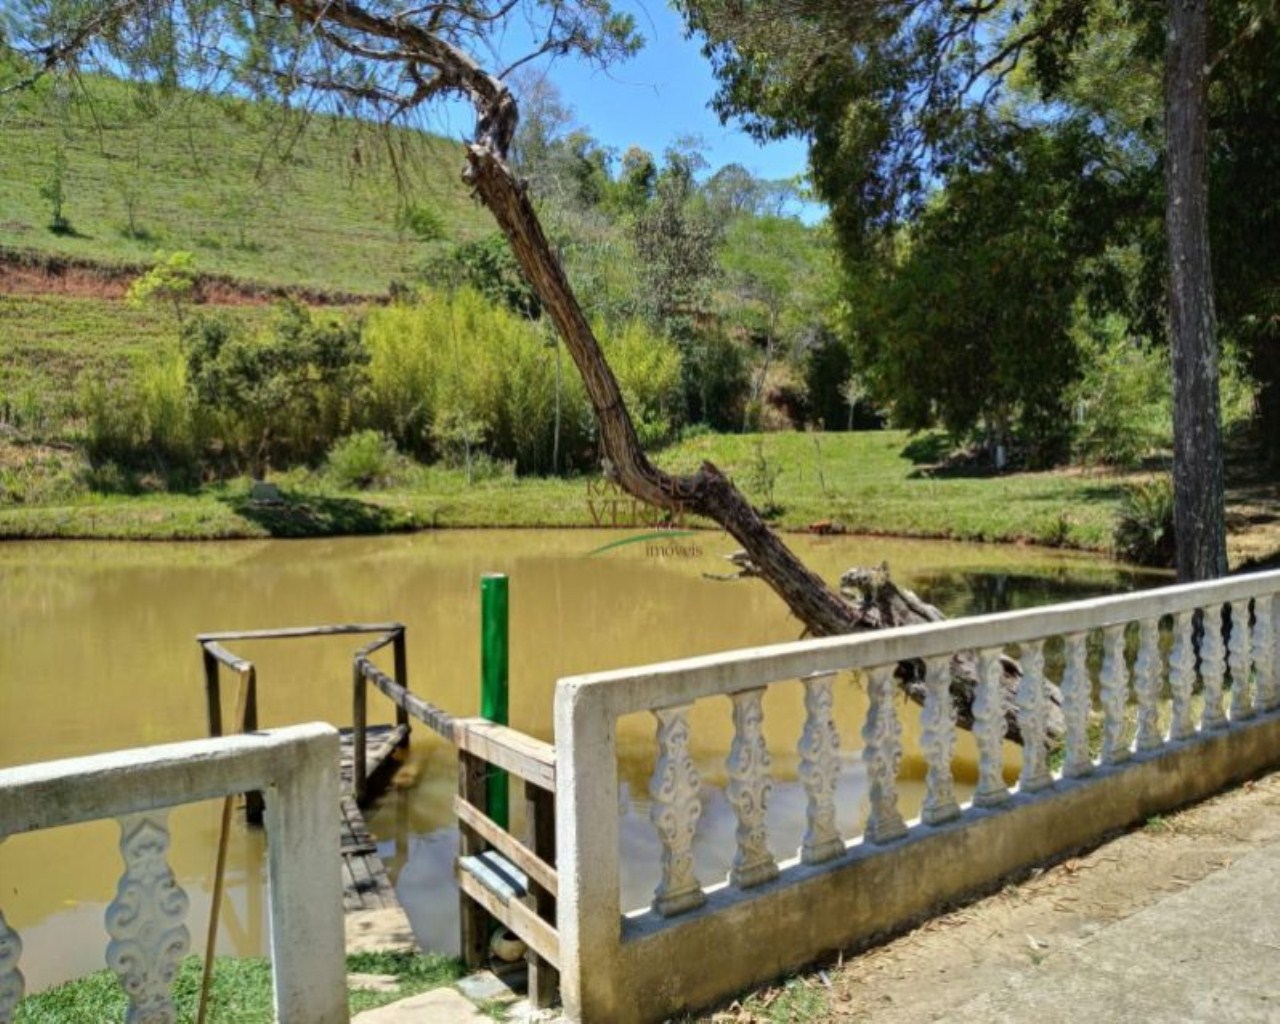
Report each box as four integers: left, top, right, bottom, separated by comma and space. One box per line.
353, 659, 368, 805
243, 665, 265, 825
525, 780, 558, 1010
393, 628, 410, 738
203, 648, 222, 737
458, 749, 491, 968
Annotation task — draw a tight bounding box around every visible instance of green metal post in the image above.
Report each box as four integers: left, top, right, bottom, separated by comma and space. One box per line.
480, 572, 510, 829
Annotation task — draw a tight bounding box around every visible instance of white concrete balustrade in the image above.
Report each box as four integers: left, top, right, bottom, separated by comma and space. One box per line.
554, 569, 1280, 1024
0, 724, 348, 1024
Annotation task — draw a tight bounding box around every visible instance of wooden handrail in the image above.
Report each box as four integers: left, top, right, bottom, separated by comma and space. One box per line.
198, 622, 403, 643
453, 796, 558, 897
199, 623, 409, 811
201, 641, 253, 674
453, 717, 556, 791
358, 658, 455, 741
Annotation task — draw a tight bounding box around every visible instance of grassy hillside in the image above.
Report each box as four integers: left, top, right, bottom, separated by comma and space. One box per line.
0, 293, 283, 432
0, 76, 491, 293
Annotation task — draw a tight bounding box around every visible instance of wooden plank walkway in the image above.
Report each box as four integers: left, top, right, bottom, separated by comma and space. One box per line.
336, 724, 413, 927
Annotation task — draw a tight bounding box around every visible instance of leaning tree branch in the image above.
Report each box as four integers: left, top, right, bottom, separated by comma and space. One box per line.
273, 0, 1047, 741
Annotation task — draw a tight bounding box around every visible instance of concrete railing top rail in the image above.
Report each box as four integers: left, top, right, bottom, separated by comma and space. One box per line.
557, 568, 1280, 716
0, 723, 334, 833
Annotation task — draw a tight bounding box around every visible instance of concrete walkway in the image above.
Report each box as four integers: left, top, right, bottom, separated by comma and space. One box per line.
709, 769, 1280, 1023
947, 838, 1280, 1023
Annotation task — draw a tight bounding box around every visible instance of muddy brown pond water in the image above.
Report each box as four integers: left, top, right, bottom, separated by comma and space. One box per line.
0, 530, 1164, 990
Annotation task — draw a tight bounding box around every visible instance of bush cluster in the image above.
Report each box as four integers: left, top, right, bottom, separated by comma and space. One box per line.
78, 289, 684, 486
363, 287, 680, 474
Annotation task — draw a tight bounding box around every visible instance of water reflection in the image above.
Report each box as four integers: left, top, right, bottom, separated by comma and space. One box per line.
0, 531, 1163, 987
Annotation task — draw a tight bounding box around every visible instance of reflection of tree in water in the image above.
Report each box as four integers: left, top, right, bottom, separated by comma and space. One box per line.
915, 568, 1166, 619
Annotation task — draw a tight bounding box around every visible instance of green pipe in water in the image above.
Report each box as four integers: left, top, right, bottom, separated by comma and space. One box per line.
480, 572, 509, 828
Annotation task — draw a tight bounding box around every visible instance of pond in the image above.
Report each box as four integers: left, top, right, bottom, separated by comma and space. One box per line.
0, 529, 1164, 989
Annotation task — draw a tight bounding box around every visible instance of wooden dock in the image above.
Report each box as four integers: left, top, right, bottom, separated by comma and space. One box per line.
199, 624, 422, 953
196, 621, 563, 1007
337, 723, 409, 916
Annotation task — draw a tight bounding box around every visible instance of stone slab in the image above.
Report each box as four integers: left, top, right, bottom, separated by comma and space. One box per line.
456, 969, 521, 1004
352, 987, 490, 1023
347, 973, 400, 994
345, 907, 418, 953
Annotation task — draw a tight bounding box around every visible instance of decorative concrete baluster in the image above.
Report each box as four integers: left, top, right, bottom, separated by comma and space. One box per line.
1133, 617, 1163, 753
1228, 599, 1255, 720
973, 649, 1009, 807
1061, 632, 1093, 777
649, 704, 707, 916
726, 688, 778, 888
1169, 610, 1197, 739
862, 666, 908, 843
797, 672, 844, 864
0, 899, 24, 1024
920, 656, 960, 825
1099, 625, 1131, 765
1200, 605, 1228, 730
1254, 595, 1277, 711
104, 812, 191, 1024
1016, 641, 1053, 792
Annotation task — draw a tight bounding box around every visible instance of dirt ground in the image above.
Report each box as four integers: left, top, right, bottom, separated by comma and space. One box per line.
1227, 481, 1280, 570
704, 769, 1280, 1023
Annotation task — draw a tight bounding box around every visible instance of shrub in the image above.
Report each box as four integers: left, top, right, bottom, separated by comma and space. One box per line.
365, 288, 591, 474
1072, 315, 1256, 468
364, 289, 685, 474
397, 201, 446, 243
1070, 317, 1171, 468
596, 318, 683, 448
1113, 476, 1175, 567
39, 144, 71, 234
682, 330, 749, 431
80, 346, 199, 484
326, 430, 401, 490
184, 302, 368, 476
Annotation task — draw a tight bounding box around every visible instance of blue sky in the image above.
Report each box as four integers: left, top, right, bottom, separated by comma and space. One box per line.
532, 0, 810, 184
429, 0, 820, 212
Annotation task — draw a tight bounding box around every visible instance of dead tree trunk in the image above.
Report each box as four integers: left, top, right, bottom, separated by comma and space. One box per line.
283, 0, 1038, 743
840, 566, 1065, 749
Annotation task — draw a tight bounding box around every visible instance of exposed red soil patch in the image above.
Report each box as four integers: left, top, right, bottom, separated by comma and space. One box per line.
0, 246, 378, 306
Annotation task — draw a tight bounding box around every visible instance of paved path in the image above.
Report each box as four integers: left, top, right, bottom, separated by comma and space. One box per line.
707, 769, 1280, 1023
947, 838, 1280, 1023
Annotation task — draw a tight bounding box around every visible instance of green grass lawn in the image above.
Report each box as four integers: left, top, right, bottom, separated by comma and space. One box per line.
0, 75, 490, 294
14, 952, 463, 1023
0, 431, 1136, 550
